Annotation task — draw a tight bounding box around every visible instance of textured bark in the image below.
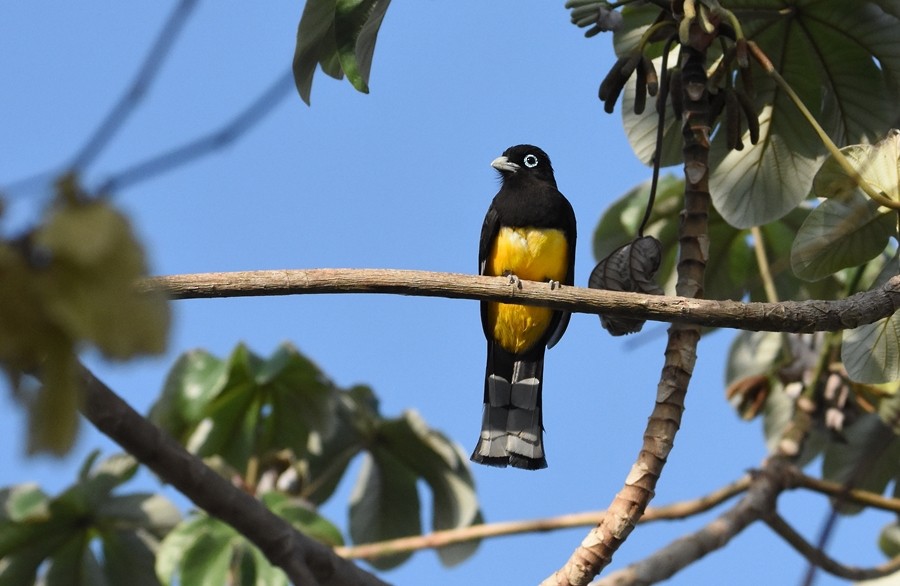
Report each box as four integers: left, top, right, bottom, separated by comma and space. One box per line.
143, 269, 900, 333
540, 41, 714, 586
78, 364, 390, 586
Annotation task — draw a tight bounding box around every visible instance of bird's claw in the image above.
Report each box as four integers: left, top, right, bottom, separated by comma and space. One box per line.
505, 273, 522, 289
549, 279, 560, 290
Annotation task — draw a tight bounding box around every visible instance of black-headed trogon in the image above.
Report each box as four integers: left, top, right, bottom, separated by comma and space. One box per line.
471, 145, 576, 470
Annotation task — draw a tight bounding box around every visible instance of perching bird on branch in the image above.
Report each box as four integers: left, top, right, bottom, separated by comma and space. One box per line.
472, 145, 577, 470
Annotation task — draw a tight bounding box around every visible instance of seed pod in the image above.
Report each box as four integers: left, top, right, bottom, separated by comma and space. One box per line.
736, 89, 760, 144
599, 56, 629, 101
725, 88, 743, 151
641, 54, 659, 96
739, 61, 755, 98
600, 53, 641, 114
656, 68, 671, 115
634, 57, 648, 115
708, 89, 726, 126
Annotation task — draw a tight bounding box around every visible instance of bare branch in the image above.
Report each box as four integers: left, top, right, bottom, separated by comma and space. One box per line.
789, 469, 900, 514
70, 0, 199, 171
336, 476, 752, 561
143, 269, 900, 333
77, 363, 390, 586
595, 461, 790, 586
98, 70, 294, 193
764, 513, 900, 582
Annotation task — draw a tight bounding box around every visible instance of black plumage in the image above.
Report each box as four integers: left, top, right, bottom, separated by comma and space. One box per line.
472, 145, 576, 470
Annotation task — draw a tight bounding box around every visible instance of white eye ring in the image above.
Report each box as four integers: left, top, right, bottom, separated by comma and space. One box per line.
523, 154, 539, 168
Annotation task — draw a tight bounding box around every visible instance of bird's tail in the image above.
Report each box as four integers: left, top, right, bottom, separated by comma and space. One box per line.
471, 343, 546, 470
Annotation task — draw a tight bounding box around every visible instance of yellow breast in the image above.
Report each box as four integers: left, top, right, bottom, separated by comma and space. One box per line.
485, 227, 569, 354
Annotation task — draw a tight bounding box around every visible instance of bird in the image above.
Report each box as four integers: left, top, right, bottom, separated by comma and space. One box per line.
471, 144, 576, 470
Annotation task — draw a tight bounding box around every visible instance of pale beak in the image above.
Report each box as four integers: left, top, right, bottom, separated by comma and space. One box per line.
491, 155, 520, 173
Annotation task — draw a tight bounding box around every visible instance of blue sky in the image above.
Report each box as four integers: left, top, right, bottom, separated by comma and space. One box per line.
0, 2, 889, 585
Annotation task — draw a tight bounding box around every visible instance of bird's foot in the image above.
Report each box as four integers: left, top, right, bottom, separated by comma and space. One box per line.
549, 279, 560, 290
504, 272, 522, 289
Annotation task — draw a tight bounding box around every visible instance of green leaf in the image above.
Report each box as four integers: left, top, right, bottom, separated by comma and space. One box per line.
152, 343, 336, 473
791, 133, 900, 281
43, 534, 105, 586
293, 0, 341, 105
0, 483, 50, 523
879, 520, 900, 559
377, 411, 480, 566
349, 452, 420, 569
155, 515, 208, 586
34, 196, 170, 359
101, 530, 161, 586
843, 253, 900, 383
262, 492, 344, 547
620, 51, 682, 168
334, 0, 391, 93
593, 176, 841, 302
150, 349, 229, 437
0, 453, 177, 586
821, 414, 900, 513
179, 527, 235, 586
707, 1, 900, 227
292, 0, 391, 104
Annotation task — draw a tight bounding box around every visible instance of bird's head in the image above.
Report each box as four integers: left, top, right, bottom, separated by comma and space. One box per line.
491, 145, 556, 186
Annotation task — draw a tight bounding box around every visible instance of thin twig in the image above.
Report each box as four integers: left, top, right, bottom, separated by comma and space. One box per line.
765, 512, 900, 582
98, 70, 294, 193
70, 0, 199, 171
336, 476, 752, 561
143, 268, 900, 333
790, 465, 900, 514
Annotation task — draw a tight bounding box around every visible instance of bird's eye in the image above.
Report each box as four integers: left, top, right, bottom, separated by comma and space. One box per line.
523, 154, 539, 168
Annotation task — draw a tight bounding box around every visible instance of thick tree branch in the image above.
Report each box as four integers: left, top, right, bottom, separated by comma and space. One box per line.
143, 269, 900, 333
595, 461, 789, 586
77, 363, 389, 586
336, 476, 752, 561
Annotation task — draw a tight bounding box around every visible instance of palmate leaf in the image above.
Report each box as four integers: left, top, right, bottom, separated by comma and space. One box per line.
292, 0, 392, 104
613, 1, 900, 228
0, 452, 179, 586
149, 342, 335, 473
592, 175, 841, 303
842, 253, 900, 384
710, 0, 900, 228
153, 342, 482, 571
791, 130, 900, 282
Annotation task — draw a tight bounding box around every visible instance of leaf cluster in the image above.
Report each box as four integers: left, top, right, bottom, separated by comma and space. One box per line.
0, 178, 169, 455
149, 342, 482, 575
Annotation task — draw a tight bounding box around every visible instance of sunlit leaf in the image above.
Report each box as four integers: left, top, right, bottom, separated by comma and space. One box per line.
262, 492, 344, 547
179, 527, 234, 586
792, 132, 900, 281
0, 453, 178, 586
879, 519, 900, 559
843, 253, 900, 383
150, 343, 335, 474
709, 1, 900, 227
0, 484, 50, 523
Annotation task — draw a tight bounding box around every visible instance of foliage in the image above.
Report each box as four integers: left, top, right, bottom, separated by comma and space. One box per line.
0, 177, 169, 455
150, 342, 482, 570
293, 0, 392, 104
0, 452, 180, 586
